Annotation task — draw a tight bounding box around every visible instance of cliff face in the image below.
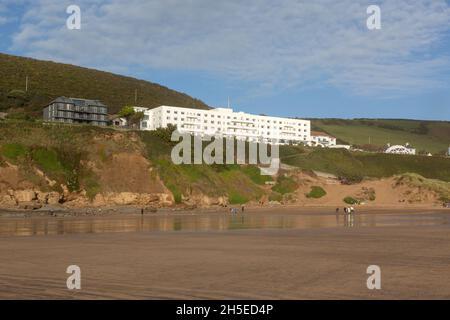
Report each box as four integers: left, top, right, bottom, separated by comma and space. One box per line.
0, 122, 264, 209
0, 122, 448, 210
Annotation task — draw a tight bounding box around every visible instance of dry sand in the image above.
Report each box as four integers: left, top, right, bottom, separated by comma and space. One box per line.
0, 208, 449, 300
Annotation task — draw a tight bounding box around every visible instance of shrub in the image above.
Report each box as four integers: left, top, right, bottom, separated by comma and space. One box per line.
118, 106, 135, 118
229, 191, 248, 204
1, 143, 28, 160
84, 177, 101, 200
306, 186, 327, 199
242, 165, 273, 185
343, 196, 359, 205
167, 183, 182, 204
272, 175, 298, 195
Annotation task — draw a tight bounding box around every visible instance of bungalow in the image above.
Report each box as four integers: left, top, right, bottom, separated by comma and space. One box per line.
310, 131, 337, 147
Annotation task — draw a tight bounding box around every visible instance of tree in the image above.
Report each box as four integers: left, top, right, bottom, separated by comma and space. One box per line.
118, 106, 135, 118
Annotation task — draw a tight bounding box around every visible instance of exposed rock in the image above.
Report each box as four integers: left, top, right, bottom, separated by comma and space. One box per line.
0, 194, 16, 207
47, 192, 62, 205
18, 202, 42, 210
91, 192, 173, 207
14, 190, 37, 203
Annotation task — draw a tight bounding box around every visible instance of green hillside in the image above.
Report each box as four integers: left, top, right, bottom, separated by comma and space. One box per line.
0, 53, 209, 117
312, 119, 450, 154
280, 146, 450, 183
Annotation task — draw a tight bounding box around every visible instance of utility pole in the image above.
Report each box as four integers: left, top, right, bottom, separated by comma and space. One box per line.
135, 89, 138, 104
25, 75, 28, 92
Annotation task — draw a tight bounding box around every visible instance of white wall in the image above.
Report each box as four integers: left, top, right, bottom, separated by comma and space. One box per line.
136, 105, 311, 145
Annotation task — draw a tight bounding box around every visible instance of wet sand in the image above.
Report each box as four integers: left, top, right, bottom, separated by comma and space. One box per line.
0, 208, 449, 299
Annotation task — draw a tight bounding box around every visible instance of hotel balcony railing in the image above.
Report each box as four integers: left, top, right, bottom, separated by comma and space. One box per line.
55, 105, 108, 114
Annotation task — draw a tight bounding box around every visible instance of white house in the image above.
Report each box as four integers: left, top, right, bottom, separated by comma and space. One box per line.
310, 131, 337, 147
134, 105, 311, 145
385, 143, 416, 155
109, 115, 128, 127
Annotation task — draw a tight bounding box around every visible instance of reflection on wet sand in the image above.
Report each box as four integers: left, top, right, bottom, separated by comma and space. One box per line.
0, 211, 448, 237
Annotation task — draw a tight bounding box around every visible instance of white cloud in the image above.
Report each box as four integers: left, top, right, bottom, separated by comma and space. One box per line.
8, 0, 450, 95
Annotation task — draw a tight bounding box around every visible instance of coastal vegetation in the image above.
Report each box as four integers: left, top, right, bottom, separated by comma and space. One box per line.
306, 186, 327, 199
0, 120, 449, 206
280, 147, 450, 183
343, 197, 359, 205
312, 118, 450, 154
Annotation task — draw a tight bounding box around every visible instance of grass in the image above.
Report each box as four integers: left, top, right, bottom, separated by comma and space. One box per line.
0, 143, 28, 160
343, 196, 359, 205
139, 130, 264, 204
241, 165, 273, 185
272, 175, 298, 195
281, 147, 450, 182
313, 119, 450, 154
306, 186, 327, 199
394, 173, 450, 203
228, 191, 249, 205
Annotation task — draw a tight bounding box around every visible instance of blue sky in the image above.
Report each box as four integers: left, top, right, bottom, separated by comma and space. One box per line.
1, 0, 450, 120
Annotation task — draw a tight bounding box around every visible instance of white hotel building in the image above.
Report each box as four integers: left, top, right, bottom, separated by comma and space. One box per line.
134, 106, 311, 145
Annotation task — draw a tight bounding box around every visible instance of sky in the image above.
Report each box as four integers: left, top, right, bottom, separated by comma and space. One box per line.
1, 0, 450, 120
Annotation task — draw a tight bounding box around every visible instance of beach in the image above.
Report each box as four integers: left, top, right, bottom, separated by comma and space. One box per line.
0, 207, 449, 299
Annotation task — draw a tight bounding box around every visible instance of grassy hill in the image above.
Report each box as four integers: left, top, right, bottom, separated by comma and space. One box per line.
0, 53, 209, 117
281, 146, 450, 183
312, 119, 450, 154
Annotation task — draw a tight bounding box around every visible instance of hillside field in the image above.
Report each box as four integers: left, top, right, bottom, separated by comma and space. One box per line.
0, 53, 209, 117
312, 119, 450, 154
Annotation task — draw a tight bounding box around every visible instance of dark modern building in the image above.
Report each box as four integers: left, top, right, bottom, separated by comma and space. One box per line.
43, 97, 108, 126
